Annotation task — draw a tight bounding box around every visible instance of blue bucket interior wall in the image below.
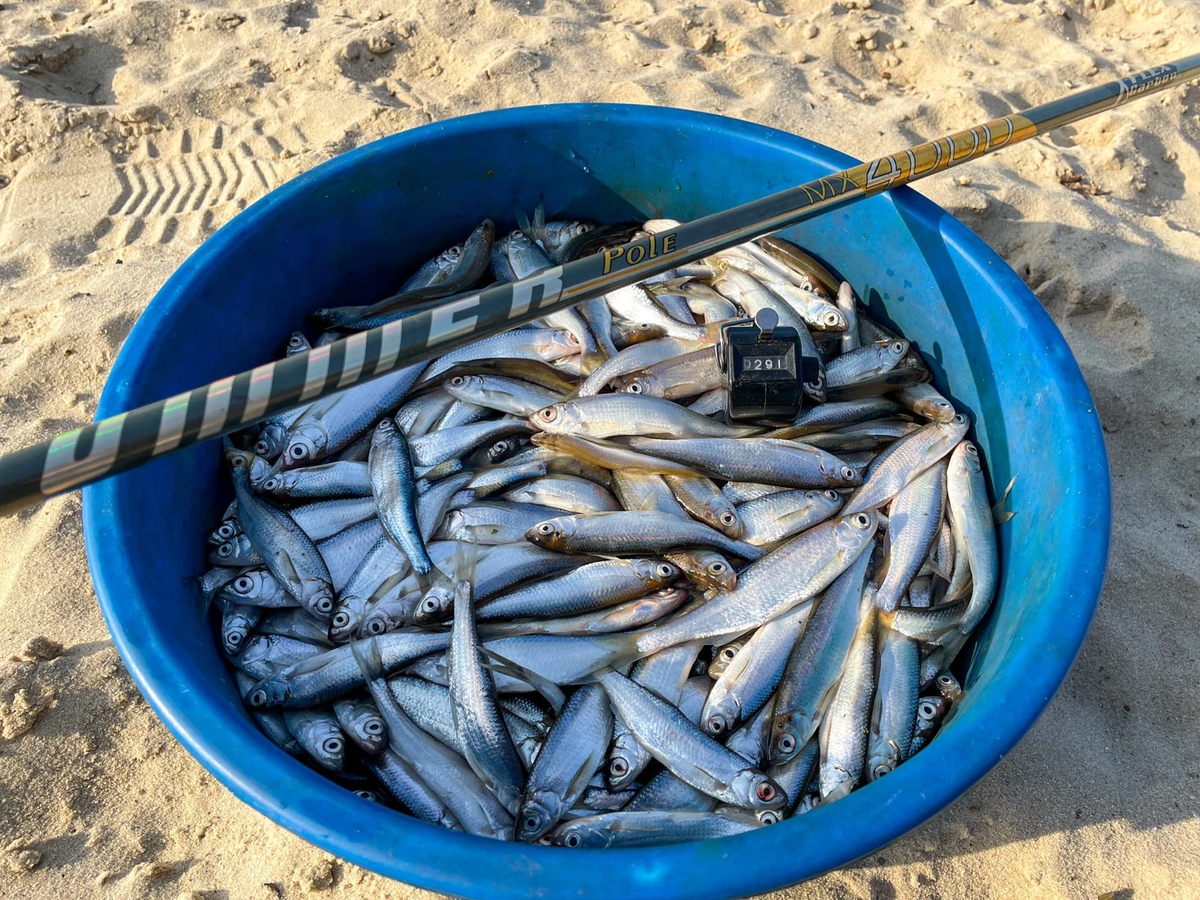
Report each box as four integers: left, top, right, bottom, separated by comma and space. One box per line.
82, 104, 1110, 900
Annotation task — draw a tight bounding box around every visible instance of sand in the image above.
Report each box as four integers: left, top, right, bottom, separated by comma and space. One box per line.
1, 0, 1199, 896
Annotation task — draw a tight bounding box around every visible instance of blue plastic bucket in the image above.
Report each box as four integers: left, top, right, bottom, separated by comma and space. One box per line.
82, 104, 1110, 900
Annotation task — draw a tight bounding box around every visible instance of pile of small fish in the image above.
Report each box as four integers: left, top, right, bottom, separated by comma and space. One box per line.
198, 209, 999, 849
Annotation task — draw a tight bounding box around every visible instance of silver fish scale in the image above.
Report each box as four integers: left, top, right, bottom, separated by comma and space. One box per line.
478, 559, 671, 621
819, 606, 877, 801
737, 489, 844, 547
282, 362, 426, 467
770, 548, 873, 764
784, 398, 903, 436
703, 605, 810, 737
420, 329, 579, 384
208, 223, 1004, 846
365, 749, 462, 830
388, 676, 541, 767
412, 420, 533, 471
874, 461, 947, 612
867, 628, 920, 781
519, 684, 613, 840
598, 669, 781, 810
439, 502, 563, 545
634, 513, 876, 655
841, 415, 968, 515
624, 770, 714, 813
626, 437, 859, 490
232, 467, 333, 619
449, 580, 526, 813
247, 632, 452, 709
551, 810, 758, 849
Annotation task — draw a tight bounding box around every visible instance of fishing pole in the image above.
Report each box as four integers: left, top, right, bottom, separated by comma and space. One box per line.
1, 53, 1197, 516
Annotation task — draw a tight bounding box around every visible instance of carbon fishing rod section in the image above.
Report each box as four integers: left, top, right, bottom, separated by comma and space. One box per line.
1, 52, 1197, 517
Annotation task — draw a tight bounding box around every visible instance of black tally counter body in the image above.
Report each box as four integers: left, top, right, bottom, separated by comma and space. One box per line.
717, 309, 821, 423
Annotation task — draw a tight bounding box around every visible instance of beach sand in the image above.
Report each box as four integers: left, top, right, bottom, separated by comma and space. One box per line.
2, 0, 1199, 897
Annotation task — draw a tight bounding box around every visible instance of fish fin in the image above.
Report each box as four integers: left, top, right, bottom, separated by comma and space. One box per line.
818, 773, 857, 806
453, 535, 482, 585
367, 572, 408, 605
274, 552, 303, 591
515, 204, 532, 238
309, 394, 345, 422
282, 647, 341, 678
484, 650, 566, 714
577, 351, 607, 377
925, 557, 951, 581
533, 200, 547, 248
992, 475, 1017, 525
348, 636, 384, 682
646, 276, 693, 294
564, 757, 603, 807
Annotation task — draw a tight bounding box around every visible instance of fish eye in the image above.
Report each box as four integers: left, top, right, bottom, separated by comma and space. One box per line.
825, 490, 840, 502
263, 477, 280, 491
537, 407, 558, 422
853, 513, 871, 529
965, 443, 978, 455
249, 689, 267, 707
778, 733, 796, 754
566, 333, 580, 345
656, 564, 674, 578
953, 414, 967, 424
609, 758, 629, 777
524, 815, 540, 831
536, 523, 555, 535
234, 576, 253, 592
707, 562, 726, 575
892, 341, 905, 353
841, 466, 856, 480
755, 783, 776, 802
707, 716, 726, 735
366, 619, 385, 635
316, 596, 334, 613
332, 612, 350, 628
564, 833, 582, 848
919, 700, 938, 718
323, 738, 343, 755
626, 382, 643, 394
227, 631, 242, 645
217, 543, 233, 557
873, 763, 892, 779
759, 811, 781, 826
721, 647, 737, 661
825, 312, 842, 327
290, 444, 308, 459
364, 719, 385, 735
719, 512, 737, 526
450, 376, 465, 387
254, 440, 271, 455
938, 400, 954, 410
421, 598, 439, 612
